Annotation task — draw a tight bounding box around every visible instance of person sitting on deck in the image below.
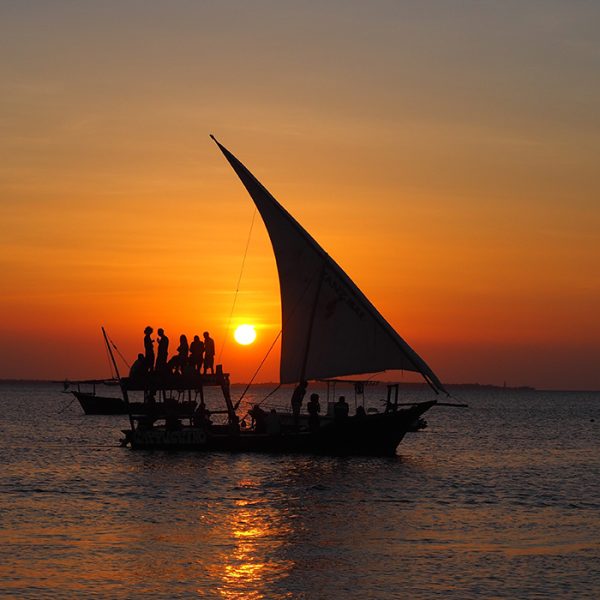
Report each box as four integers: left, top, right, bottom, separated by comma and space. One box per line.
334, 396, 350, 421
291, 380, 307, 430
143, 326, 154, 372
249, 404, 267, 433
307, 393, 321, 431
182, 361, 196, 377
355, 405, 367, 419
189, 335, 204, 373
193, 401, 211, 427
155, 328, 169, 374
202, 331, 215, 374
168, 334, 189, 374
266, 409, 281, 435
129, 353, 147, 380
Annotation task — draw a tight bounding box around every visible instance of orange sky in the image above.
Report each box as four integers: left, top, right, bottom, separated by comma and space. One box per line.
1, 2, 599, 389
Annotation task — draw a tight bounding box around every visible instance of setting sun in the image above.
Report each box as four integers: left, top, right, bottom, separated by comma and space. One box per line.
234, 324, 257, 346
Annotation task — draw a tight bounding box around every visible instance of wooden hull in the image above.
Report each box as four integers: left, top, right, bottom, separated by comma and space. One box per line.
73, 391, 131, 415
73, 391, 196, 417
123, 401, 435, 457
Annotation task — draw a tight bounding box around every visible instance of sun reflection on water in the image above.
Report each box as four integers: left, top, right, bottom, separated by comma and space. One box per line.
204, 493, 294, 599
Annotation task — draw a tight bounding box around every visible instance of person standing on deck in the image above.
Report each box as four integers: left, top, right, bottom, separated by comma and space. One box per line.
202, 331, 215, 374
307, 392, 321, 431
334, 395, 350, 421
189, 335, 204, 373
266, 409, 281, 435
291, 380, 307, 430
177, 334, 189, 373
155, 328, 169, 374
143, 326, 154, 372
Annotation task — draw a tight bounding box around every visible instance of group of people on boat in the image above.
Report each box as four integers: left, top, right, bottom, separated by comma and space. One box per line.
246, 389, 354, 435
288, 380, 353, 431
129, 326, 216, 379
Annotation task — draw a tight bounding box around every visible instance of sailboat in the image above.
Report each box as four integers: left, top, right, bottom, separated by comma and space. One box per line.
120, 137, 448, 456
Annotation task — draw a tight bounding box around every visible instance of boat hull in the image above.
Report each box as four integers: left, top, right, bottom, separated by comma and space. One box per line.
73, 391, 131, 415
123, 401, 435, 457
73, 391, 196, 417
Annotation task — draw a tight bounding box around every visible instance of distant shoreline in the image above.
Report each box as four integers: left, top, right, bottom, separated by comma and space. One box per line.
2, 378, 598, 392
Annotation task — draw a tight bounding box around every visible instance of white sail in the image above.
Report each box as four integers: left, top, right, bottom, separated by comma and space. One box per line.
212, 136, 447, 395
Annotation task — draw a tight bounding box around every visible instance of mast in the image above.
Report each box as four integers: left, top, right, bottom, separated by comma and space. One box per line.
102, 326, 134, 430
102, 326, 121, 381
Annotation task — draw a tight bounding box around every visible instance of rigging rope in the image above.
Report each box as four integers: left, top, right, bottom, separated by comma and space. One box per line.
238, 382, 282, 425
218, 207, 257, 363
107, 334, 131, 370
58, 397, 76, 414
234, 329, 282, 410
103, 338, 117, 378
256, 383, 282, 406
234, 262, 323, 411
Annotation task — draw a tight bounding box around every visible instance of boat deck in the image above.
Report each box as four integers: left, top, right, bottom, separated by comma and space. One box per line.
121, 371, 229, 392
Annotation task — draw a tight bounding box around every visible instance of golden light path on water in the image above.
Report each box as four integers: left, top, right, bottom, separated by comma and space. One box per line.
205, 486, 293, 599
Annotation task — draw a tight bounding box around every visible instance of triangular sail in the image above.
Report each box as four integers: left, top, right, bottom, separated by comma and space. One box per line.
212, 136, 447, 395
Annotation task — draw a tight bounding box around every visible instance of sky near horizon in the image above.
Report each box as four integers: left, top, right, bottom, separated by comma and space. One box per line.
1, 1, 599, 389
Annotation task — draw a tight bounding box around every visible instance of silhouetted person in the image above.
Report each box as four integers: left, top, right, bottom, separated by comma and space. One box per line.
307, 392, 321, 431
129, 353, 147, 380
177, 334, 189, 372
355, 405, 366, 419
229, 413, 240, 435
193, 401, 211, 427
266, 409, 281, 435
202, 331, 215, 374
291, 380, 307, 430
334, 395, 349, 421
168, 334, 189, 374
249, 404, 267, 433
143, 326, 154, 372
156, 328, 169, 373
189, 334, 204, 373
183, 361, 196, 377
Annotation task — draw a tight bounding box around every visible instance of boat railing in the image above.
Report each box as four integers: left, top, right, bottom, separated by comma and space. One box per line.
120, 368, 237, 430
121, 371, 230, 392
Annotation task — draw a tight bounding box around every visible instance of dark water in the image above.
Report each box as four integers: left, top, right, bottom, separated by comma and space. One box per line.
1, 382, 599, 599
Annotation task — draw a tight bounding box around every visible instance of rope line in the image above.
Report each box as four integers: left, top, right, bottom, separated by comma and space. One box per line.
107, 334, 131, 369
257, 383, 282, 406
58, 397, 76, 413
235, 329, 282, 410
219, 208, 257, 363
238, 382, 282, 424
234, 262, 322, 410
103, 337, 115, 378
104, 335, 131, 370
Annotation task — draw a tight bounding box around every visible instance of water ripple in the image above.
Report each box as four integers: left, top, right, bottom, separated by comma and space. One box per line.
1, 384, 599, 598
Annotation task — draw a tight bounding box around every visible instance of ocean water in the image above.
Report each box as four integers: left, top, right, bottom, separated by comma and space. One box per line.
0, 381, 599, 599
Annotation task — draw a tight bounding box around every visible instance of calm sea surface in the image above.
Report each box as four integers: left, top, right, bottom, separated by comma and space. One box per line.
1, 381, 599, 599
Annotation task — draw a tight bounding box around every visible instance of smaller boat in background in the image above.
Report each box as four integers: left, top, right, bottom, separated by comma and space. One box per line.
63, 378, 197, 416
62, 379, 131, 415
